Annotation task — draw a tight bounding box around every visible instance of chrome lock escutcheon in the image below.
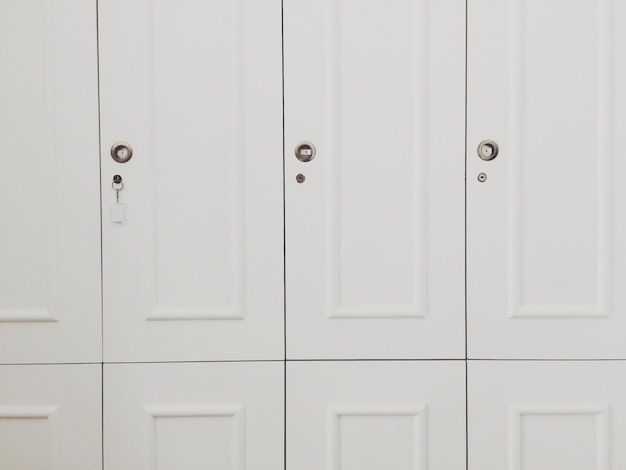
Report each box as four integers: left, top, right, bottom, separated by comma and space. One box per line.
295, 141, 316, 162
477, 140, 499, 161
111, 142, 133, 163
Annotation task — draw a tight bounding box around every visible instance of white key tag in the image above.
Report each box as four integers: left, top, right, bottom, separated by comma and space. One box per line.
111, 202, 126, 224
112, 175, 126, 224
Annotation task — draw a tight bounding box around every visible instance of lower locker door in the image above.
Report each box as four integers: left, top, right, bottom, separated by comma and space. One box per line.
287, 361, 466, 470
469, 361, 626, 469
0, 364, 102, 469
104, 362, 284, 470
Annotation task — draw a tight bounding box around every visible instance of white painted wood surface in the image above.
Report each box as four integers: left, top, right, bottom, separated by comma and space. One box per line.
104, 362, 284, 470
287, 361, 466, 470
467, 0, 626, 358
468, 361, 626, 470
2, 0, 626, 467
284, 0, 466, 359
0, 0, 100, 364
99, 0, 284, 362
0, 364, 102, 469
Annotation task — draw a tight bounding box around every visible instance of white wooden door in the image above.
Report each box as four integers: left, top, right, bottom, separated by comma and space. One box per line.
0, 364, 102, 469
284, 0, 465, 359
0, 0, 100, 364
99, 0, 284, 362
104, 362, 284, 470
467, 0, 626, 358
468, 361, 626, 469
287, 361, 466, 470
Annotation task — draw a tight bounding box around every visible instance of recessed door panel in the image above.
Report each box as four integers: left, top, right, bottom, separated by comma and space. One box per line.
468, 361, 626, 469
0, 0, 100, 363
287, 361, 466, 470
104, 362, 284, 470
100, 0, 283, 362
0, 364, 102, 469
467, 0, 626, 358
285, 0, 465, 359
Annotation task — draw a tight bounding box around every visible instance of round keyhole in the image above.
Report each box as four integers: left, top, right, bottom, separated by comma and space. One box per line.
294, 141, 316, 162
477, 140, 499, 161
111, 142, 133, 163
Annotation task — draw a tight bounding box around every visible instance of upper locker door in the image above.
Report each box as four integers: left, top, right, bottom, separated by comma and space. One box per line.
0, 0, 100, 364
468, 0, 626, 358
100, 0, 283, 362
285, 0, 465, 359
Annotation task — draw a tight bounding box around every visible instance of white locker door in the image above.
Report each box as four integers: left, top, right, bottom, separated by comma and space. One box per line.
0, 0, 101, 364
468, 361, 626, 469
0, 365, 102, 469
99, 0, 284, 362
287, 361, 466, 470
467, 0, 626, 358
284, 0, 465, 359
104, 362, 284, 470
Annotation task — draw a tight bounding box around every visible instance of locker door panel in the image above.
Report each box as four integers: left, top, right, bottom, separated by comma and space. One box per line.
467, 0, 626, 358
468, 361, 626, 469
284, 0, 465, 359
104, 362, 284, 470
99, 0, 284, 362
0, 365, 102, 469
0, 0, 101, 364
287, 361, 466, 470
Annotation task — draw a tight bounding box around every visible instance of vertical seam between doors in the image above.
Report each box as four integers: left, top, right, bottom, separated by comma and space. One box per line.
95, 1, 105, 469
465, 0, 469, 469
281, 1, 287, 469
